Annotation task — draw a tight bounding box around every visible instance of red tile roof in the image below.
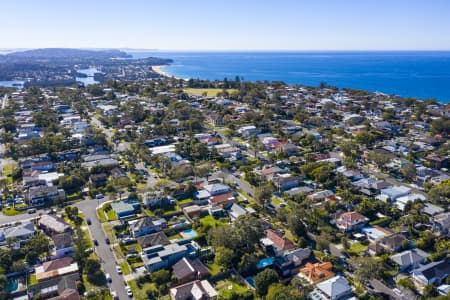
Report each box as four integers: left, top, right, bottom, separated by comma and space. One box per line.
266, 229, 296, 251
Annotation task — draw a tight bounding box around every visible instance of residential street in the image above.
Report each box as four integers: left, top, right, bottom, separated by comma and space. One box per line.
75, 198, 130, 300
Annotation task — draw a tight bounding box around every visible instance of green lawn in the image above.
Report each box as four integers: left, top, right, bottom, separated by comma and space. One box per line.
127, 279, 156, 300
184, 88, 238, 97
28, 274, 37, 285
120, 261, 131, 275
106, 209, 118, 221
83, 229, 93, 248
2, 207, 24, 216
349, 242, 368, 255
200, 215, 228, 229
2, 162, 17, 176
206, 261, 223, 276
102, 223, 114, 241
217, 280, 251, 299
168, 233, 181, 240
177, 198, 194, 205
97, 207, 107, 223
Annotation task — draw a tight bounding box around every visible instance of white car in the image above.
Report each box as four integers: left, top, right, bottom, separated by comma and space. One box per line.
115, 265, 122, 274
125, 286, 133, 297
111, 291, 118, 300
105, 273, 111, 283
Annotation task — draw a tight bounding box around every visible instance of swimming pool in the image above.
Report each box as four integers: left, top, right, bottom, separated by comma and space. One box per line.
181, 229, 198, 239
6, 277, 19, 293
256, 257, 274, 269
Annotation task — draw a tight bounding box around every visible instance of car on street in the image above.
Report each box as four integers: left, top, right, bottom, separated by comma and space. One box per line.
105, 273, 111, 283
105, 238, 110, 245
95, 193, 104, 199
116, 265, 122, 274
111, 291, 118, 300
27, 208, 36, 214
86, 218, 91, 225
125, 286, 133, 297
93, 239, 98, 246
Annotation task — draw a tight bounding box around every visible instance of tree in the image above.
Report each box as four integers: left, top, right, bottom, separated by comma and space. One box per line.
150, 270, 171, 285
402, 163, 416, 181
254, 268, 279, 296
267, 283, 303, 300
350, 257, 383, 283
238, 253, 258, 276
254, 183, 273, 206
214, 246, 235, 269
397, 277, 416, 292
234, 214, 265, 249
84, 258, 101, 274
288, 211, 307, 238
423, 284, 438, 298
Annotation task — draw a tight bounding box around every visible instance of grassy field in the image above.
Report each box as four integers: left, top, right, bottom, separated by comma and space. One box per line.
200, 215, 228, 229
184, 88, 238, 97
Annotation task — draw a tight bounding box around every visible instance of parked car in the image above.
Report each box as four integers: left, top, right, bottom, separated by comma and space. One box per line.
93, 240, 98, 246
27, 208, 36, 214
105, 238, 110, 245
86, 218, 91, 225
116, 266, 122, 274
125, 286, 133, 297
111, 291, 118, 300
95, 193, 104, 199
105, 273, 112, 283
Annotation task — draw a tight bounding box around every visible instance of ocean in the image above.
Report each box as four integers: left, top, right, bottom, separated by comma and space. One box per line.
131, 51, 450, 103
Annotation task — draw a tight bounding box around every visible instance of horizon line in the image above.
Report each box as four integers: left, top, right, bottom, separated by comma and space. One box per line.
2, 47, 450, 52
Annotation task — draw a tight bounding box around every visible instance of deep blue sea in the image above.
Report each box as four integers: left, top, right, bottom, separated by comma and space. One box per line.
131, 51, 450, 103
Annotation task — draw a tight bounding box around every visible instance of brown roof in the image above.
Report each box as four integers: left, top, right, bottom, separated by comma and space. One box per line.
172, 258, 209, 281
137, 232, 170, 248
300, 262, 335, 283
43, 257, 73, 272
48, 288, 81, 300
266, 229, 296, 251
209, 192, 236, 206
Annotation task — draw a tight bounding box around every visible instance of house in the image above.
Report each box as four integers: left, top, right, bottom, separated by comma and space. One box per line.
28, 185, 64, 206
28, 273, 80, 300
425, 154, 448, 169
369, 233, 409, 255
238, 125, 260, 137
169, 280, 218, 300
130, 217, 167, 238
336, 212, 369, 232
35, 262, 79, 282
51, 232, 74, 259
137, 232, 171, 249
39, 257, 73, 273
432, 212, 450, 236
273, 174, 300, 191
194, 183, 231, 203
0, 221, 35, 243
394, 194, 427, 211
110, 200, 140, 220
412, 259, 450, 286
309, 275, 353, 300
274, 248, 312, 277
361, 226, 391, 243
172, 257, 210, 284
208, 192, 236, 208
299, 262, 335, 284
141, 240, 198, 272
261, 229, 296, 256
227, 203, 254, 221
285, 186, 314, 197
378, 186, 411, 201
39, 215, 71, 235
390, 249, 430, 272
307, 190, 334, 201
48, 288, 81, 300
89, 173, 107, 188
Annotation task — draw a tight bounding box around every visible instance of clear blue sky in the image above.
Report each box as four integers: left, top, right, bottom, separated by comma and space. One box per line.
1, 0, 450, 50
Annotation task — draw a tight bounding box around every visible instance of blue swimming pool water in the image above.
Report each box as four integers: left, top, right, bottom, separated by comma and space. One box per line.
256, 257, 274, 269
6, 277, 18, 293
182, 229, 198, 239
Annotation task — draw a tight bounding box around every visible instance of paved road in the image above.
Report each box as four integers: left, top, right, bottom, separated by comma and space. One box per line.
75, 198, 130, 300
1, 94, 8, 109
210, 169, 255, 197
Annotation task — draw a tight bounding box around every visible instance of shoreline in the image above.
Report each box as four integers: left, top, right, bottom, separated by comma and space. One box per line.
152, 65, 173, 78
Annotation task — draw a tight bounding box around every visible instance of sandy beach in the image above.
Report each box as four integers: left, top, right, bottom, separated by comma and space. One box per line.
152, 65, 172, 77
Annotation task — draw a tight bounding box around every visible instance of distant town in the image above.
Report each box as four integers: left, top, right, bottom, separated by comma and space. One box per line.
0, 49, 449, 300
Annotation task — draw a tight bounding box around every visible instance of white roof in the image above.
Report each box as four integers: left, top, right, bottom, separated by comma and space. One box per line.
316, 276, 352, 299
